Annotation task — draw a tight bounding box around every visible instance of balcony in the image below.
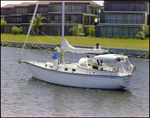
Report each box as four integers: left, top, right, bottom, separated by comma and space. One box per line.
100, 20, 144, 24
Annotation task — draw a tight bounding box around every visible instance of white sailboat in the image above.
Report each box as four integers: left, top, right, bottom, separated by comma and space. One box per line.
18, 1, 136, 89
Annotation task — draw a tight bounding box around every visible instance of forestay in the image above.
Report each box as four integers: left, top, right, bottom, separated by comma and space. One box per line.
61, 38, 108, 54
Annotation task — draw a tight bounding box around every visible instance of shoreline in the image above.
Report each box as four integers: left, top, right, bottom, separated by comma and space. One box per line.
1, 41, 149, 59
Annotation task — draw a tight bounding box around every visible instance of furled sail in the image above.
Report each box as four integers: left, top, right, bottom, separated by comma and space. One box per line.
94, 54, 128, 60
61, 38, 108, 54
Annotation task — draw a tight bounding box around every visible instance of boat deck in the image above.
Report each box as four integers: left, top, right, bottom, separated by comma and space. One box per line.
24, 60, 130, 76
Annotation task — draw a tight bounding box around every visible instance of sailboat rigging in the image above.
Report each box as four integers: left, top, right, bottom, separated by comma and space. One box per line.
18, 1, 136, 89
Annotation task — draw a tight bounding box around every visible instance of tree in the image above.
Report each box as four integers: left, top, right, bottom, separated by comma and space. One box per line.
88, 25, 95, 37
29, 14, 46, 35
68, 25, 79, 36
1, 19, 7, 33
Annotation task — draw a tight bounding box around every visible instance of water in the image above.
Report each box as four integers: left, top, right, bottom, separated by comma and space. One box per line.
1, 47, 149, 117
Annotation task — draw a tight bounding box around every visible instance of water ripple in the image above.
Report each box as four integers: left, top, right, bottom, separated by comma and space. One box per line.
1, 47, 149, 117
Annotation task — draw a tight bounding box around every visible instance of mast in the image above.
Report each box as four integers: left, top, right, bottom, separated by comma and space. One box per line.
61, 1, 65, 63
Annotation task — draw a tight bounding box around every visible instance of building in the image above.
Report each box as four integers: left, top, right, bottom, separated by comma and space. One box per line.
95, 0, 149, 38
1, 1, 101, 36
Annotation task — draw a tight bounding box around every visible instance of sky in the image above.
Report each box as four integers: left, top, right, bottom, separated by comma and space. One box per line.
1, 1, 104, 7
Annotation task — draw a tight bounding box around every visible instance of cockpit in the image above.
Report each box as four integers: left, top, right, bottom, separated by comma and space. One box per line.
78, 57, 98, 69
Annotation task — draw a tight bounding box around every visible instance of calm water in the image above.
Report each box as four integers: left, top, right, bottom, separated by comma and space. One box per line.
1, 47, 149, 117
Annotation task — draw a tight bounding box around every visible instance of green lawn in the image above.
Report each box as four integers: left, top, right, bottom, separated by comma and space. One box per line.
1, 34, 149, 50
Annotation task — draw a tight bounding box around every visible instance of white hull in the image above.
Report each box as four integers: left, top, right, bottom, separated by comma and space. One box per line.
25, 61, 132, 89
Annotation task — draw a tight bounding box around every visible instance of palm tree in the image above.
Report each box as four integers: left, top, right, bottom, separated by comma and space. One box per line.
1, 19, 7, 33
30, 14, 46, 35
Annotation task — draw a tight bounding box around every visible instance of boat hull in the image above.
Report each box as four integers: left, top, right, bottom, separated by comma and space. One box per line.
25, 62, 132, 89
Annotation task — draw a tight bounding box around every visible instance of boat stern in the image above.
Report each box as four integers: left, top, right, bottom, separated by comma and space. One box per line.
120, 75, 132, 88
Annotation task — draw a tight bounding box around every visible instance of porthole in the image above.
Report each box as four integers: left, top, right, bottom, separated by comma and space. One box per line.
45, 64, 47, 67
72, 69, 76, 72
50, 66, 52, 68
65, 68, 68, 71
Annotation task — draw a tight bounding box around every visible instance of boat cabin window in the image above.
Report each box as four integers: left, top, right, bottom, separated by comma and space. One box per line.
87, 59, 97, 66
72, 69, 76, 72
79, 58, 97, 68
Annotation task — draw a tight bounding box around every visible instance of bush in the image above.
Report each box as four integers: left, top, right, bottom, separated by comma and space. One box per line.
136, 31, 145, 40
68, 25, 79, 36
12, 26, 23, 35
142, 25, 149, 37
121, 37, 128, 39
116, 37, 121, 39
1, 19, 7, 26
88, 25, 95, 37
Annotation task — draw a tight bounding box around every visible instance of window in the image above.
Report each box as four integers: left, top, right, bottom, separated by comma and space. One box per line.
106, 27, 112, 37
127, 14, 132, 24
113, 27, 120, 37
133, 27, 140, 36
130, 3, 134, 11
129, 28, 134, 37
72, 5, 76, 12
136, 14, 142, 24
6, 26, 12, 33
77, 4, 82, 12
44, 8, 48, 12
79, 28, 81, 33
54, 4, 62, 12
111, 14, 116, 23
72, 69, 76, 72
82, 4, 87, 13
54, 16, 58, 21
52, 26, 58, 35
13, 17, 16, 22
65, 4, 72, 12
135, 3, 139, 11
123, 27, 128, 37
17, 17, 20, 22
117, 15, 123, 23
120, 4, 126, 11
112, 3, 115, 11
2, 9, 11, 15
115, 4, 120, 11
56, 5, 60, 12
105, 14, 110, 23
132, 15, 136, 24
71, 15, 80, 23
58, 15, 62, 23
139, 3, 145, 11
22, 26, 28, 34
99, 27, 106, 37
39, 7, 43, 13
123, 14, 127, 23
88, 6, 92, 14
37, 7, 48, 13
67, 5, 72, 12
17, 8, 27, 15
